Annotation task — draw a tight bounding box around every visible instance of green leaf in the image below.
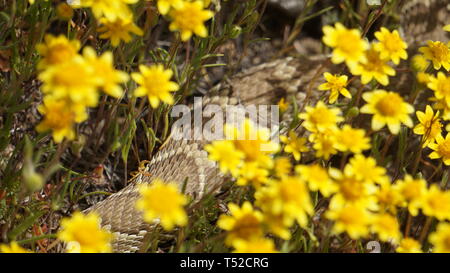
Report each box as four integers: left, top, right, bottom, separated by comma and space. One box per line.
8, 211, 45, 241
121, 117, 137, 164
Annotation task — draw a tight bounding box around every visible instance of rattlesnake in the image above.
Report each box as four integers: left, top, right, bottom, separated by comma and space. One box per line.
83, 0, 449, 253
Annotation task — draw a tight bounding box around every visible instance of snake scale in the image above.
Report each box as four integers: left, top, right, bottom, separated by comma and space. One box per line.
82, 0, 449, 253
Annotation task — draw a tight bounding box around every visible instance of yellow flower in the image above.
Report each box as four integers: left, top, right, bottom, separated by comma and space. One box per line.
56, 3, 74, 20
274, 157, 292, 178
396, 238, 422, 253
427, 72, 450, 106
419, 40, 450, 71
344, 155, 387, 185
38, 55, 101, 107
98, 17, 143, 47
225, 118, 279, 168
261, 211, 292, 240
205, 140, 243, 176
36, 98, 87, 143
325, 204, 372, 240
360, 90, 414, 134
280, 131, 308, 161
217, 202, 264, 246
429, 222, 450, 253
82, 47, 129, 98
444, 25, 450, 32
74, 0, 135, 21
429, 133, 450, 165
236, 162, 269, 188
135, 180, 188, 230
333, 125, 370, 154
318, 73, 351, 104
295, 164, 337, 197
309, 130, 338, 160
255, 176, 313, 229
374, 27, 408, 65
374, 180, 404, 214
58, 212, 112, 253
411, 54, 430, 72
277, 97, 288, 112
414, 105, 442, 147
0, 242, 32, 253
422, 184, 450, 221
232, 237, 278, 253
322, 23, 369, 69
371, 213, 401, 243
169, 1, 214, 41
351, 47, 396, 86
156, 0, 184, 15
299, 101, 343, 133
394, 175, 427, 216
329, 168, 378, 210
417, 72, 432, 85
36, 34, 80, 70
431, 96, 450, 121
132, 64, 179, 108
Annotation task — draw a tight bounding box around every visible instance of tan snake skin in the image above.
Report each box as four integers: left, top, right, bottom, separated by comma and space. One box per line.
84, 1, 450, 253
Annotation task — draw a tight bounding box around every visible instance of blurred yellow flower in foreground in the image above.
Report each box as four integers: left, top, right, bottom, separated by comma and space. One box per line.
74, 0, 136, 21
136, 179, 188, 231
394, 175, 427, 216
280, 131, 309, 161
344, 155, 386, 185
0, 242, 32, 253
325, 204, 371, 240
296, 164, 337, 197
38, 55, 101, 107
396, 238, 422, 253
333, 125, 371, 154
429, 222, 450, 253
98, 17, 143, 47
82, 47, 129, 98
225, 119, 279, 168
156, 0, 184, 15
58, 212, 112, 253
37, 98, 87, 143
422, 185, 450, 220
36, 34, 80, 70
370, 213, 401, 243
132, 64, 179, 108
256, 176, 313, 230
232, 237, 278, 253
205, 140, 244, 176
217, 202, 264, 246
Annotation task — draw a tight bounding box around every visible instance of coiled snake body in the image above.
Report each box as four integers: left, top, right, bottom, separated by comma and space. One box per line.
85, 0, 450, 253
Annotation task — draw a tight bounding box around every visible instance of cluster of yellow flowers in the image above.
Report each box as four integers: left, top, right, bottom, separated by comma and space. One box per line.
35, 35, 129, 142
69, 0, 142, 47
69, 0, 213, 45
35, 0, 215, 143
135, 179, 188, 231
205, 24, 450, 253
